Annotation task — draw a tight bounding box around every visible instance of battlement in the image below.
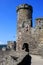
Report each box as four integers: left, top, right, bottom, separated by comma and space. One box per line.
36, 18, 43, 20
16, 4, 33, 12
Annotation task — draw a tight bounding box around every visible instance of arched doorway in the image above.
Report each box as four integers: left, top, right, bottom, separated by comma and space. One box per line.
22, 43, 29, 52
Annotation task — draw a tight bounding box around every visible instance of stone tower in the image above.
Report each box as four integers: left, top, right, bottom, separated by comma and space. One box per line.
36, 18, 43, 29
16, 4, 33, 51
36, 18, 43, 44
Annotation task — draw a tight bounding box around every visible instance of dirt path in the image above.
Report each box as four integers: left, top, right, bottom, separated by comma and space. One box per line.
31, 55, 43, 65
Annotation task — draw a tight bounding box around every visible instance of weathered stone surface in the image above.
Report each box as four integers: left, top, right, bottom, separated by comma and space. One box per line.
16, 4, 33, 51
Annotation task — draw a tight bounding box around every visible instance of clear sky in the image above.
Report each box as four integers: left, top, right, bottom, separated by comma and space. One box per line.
0, 0, 43, 44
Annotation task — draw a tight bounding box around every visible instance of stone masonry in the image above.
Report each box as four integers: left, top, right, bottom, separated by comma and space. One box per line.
16, 4, 43, 55
16, 4, 33, 51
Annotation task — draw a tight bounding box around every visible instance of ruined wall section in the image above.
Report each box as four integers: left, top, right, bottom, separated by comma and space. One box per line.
30, 18, 43, 54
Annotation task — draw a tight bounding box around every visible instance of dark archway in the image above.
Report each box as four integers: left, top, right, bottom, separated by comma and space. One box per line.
22, 43, 29, 52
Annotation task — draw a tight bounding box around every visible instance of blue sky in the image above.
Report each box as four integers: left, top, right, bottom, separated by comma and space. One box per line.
0, 0, 43, 44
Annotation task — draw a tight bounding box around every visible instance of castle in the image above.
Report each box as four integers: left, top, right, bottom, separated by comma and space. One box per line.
16, 4, 43, 55
0, 3, 43, 65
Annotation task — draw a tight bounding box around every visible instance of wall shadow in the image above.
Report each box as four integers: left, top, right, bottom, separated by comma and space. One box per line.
17, 54, 32, 65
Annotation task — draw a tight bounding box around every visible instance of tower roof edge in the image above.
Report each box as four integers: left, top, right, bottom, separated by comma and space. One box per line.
16, 4, 33, 12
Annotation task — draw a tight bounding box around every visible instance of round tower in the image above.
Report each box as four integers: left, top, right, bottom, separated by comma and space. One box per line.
16, 4, 33, 51
17, 4, 33, 27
